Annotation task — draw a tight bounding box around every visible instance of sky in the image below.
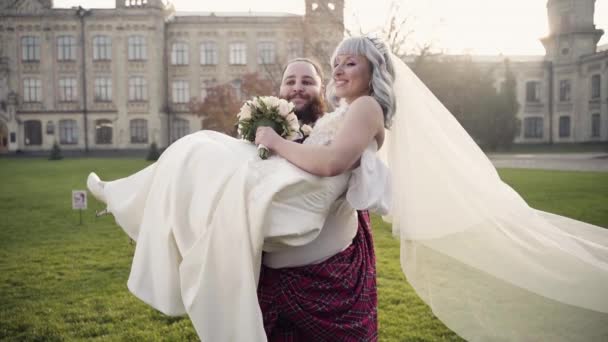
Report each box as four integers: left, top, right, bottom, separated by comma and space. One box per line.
54, 0, 608, 55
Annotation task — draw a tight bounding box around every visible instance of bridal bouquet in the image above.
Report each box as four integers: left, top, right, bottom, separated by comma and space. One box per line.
237, 96, 300, 159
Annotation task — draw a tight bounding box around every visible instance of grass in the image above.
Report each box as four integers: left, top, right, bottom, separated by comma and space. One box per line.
0, 158, 606, 341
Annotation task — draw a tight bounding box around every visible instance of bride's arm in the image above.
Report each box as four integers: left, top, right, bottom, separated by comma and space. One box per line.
256, 96, 384, 177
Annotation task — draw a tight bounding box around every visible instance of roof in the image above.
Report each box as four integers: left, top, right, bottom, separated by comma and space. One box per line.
174, 11, 300, 18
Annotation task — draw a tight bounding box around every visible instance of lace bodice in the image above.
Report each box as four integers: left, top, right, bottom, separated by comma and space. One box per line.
303, 105, 349, 146
301, 104, 391, 216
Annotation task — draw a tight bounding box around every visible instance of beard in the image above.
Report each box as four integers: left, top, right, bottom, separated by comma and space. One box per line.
282, 94, 327, 125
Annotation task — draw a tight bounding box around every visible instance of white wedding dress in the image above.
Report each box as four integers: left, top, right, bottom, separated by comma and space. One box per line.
91, 105, 390, 341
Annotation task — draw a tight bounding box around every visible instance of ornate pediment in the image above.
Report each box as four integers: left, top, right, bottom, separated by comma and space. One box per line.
0, 0, 51, 14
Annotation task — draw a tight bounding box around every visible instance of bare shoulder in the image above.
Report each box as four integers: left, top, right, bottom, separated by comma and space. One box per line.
347, 96, 384, 125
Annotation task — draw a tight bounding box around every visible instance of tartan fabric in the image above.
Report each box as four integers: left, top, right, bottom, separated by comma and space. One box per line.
257, 211, 378, 342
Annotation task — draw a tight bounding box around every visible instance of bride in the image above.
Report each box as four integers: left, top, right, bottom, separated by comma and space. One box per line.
89, 35, 608, 341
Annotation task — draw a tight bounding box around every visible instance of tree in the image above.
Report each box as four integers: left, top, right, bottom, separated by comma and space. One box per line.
191, 84, 240, 137
49, 141, 63, 160
347, 1, 436, 59
190, 73, 276, 137
489, 60, 520, 151
381, 2, 414, 59
146, 142, 161, 161
410, 55, 519, 151
241, 72, 276, 99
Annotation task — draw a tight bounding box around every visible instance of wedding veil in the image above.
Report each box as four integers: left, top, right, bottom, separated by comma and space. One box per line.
383, 54, 608, 341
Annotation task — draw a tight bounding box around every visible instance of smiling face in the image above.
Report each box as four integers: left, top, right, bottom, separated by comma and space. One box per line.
279, 61, 323, 113
332, 54, 372, 104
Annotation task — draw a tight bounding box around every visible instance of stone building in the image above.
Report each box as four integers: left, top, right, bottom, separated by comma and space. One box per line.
0, 0, 344, 153
476, 0, 606, 144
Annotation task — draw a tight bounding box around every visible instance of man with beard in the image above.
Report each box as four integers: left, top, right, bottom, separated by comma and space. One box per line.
257, 58, 378, 341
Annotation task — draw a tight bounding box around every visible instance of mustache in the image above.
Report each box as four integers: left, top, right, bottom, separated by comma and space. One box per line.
285, 93, 310, 101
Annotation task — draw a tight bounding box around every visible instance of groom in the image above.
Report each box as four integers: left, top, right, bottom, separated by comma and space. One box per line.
257, 58, 378, 341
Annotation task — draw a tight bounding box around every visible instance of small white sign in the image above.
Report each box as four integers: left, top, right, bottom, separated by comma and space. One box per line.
72, 190, 87, 210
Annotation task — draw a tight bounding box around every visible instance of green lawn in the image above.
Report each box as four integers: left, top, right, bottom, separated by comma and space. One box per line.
0, 158, 606, 341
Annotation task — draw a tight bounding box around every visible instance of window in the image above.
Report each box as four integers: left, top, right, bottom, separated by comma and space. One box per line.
57, 35, 76, 61
558, 116, 571, 138
559, 80, 571, 102
130, 119, 148, 143
128, 35, 147, 60
523, 117, 543, 138
287, 40, 303, 61
515, 118, 522, 137
171, 42, 189, 65
94, 77, 112, 102
59, 119, 78, 144
526, 81, 540, 102
591, 113, 601, 138
229, 43, 247, 65
257, 42, 276, 65
128, 76, 147, 101
24, 120, 42, 145
231, 79, 242, 100
200, 42, 218, 65
21, 36, 40, 62
58, 78, 77, 102
23, 78, 42, 103
591, 74, 601, 99
172, 80, 190, 104
200, 79, 217, 101
95, 119, 113, 144
172, 118, 190, 142
93, 35, 112, 60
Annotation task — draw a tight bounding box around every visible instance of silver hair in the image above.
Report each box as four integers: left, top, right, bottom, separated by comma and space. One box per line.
326, 36, 396, 129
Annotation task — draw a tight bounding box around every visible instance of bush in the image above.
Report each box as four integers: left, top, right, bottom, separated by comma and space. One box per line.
49, 141, 63, 160
146, 142, 160, 161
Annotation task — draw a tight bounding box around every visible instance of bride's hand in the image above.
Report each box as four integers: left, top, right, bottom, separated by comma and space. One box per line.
255, 126, 282, 151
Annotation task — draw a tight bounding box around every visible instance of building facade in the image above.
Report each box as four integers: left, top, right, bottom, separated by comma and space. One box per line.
492, 0, 606, 143
1, 0, 606, 154
0, 0, 344, 153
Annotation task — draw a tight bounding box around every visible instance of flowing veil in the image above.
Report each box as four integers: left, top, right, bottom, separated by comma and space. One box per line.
382, 54, 608, 341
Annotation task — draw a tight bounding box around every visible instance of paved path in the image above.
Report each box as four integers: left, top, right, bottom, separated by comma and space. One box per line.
488, 153, 608, 172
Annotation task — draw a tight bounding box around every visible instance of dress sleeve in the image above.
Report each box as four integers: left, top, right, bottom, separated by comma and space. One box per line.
346, 143, 392, 215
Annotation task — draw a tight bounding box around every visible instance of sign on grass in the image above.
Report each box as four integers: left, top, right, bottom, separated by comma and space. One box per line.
72, 190, 87, 210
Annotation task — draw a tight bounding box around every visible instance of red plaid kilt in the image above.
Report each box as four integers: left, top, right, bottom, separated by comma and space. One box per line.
257, 211, 378, 342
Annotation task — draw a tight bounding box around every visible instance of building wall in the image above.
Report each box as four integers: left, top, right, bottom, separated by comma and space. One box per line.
0, 0, 344, 153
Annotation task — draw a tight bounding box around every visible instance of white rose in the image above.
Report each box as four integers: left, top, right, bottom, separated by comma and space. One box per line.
263, 96, 280, 109
301, 124, 313, 136
237, 102, 252, 120
278, 99, 293, 117
286, 113, 298, 125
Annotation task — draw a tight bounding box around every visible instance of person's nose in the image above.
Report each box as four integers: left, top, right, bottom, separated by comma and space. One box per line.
293, 81, 304, 93
333, 64, 343, 78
